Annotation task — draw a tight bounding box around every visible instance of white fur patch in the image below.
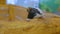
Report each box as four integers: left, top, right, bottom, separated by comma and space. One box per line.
26, 18, 31, 21
35, 8, 45, 18
35, 13, 42, 18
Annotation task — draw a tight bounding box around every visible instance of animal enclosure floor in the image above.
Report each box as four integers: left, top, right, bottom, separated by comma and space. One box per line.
0, 14, 60, 34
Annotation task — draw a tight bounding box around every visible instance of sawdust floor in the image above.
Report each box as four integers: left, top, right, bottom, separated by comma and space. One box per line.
0, 13, 60, 34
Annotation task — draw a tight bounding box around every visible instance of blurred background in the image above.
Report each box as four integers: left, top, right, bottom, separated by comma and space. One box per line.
6, 0, 39, 8
0, 0, 59, 15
